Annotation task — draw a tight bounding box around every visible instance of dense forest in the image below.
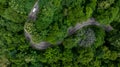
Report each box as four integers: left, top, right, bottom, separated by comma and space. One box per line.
0, 0, 120, 67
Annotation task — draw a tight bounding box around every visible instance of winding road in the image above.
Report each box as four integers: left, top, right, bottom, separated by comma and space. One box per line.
24, 0, 113, 50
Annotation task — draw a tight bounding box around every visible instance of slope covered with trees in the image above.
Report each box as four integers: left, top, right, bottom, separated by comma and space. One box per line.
0, 0, 120, 67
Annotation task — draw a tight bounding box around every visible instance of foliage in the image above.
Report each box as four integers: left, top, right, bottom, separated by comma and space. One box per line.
107, 31, 120, 51
63, 28, 96, 49
94, 0, 120, 25
0, 0, 120, 67
63, 27, 105, 49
